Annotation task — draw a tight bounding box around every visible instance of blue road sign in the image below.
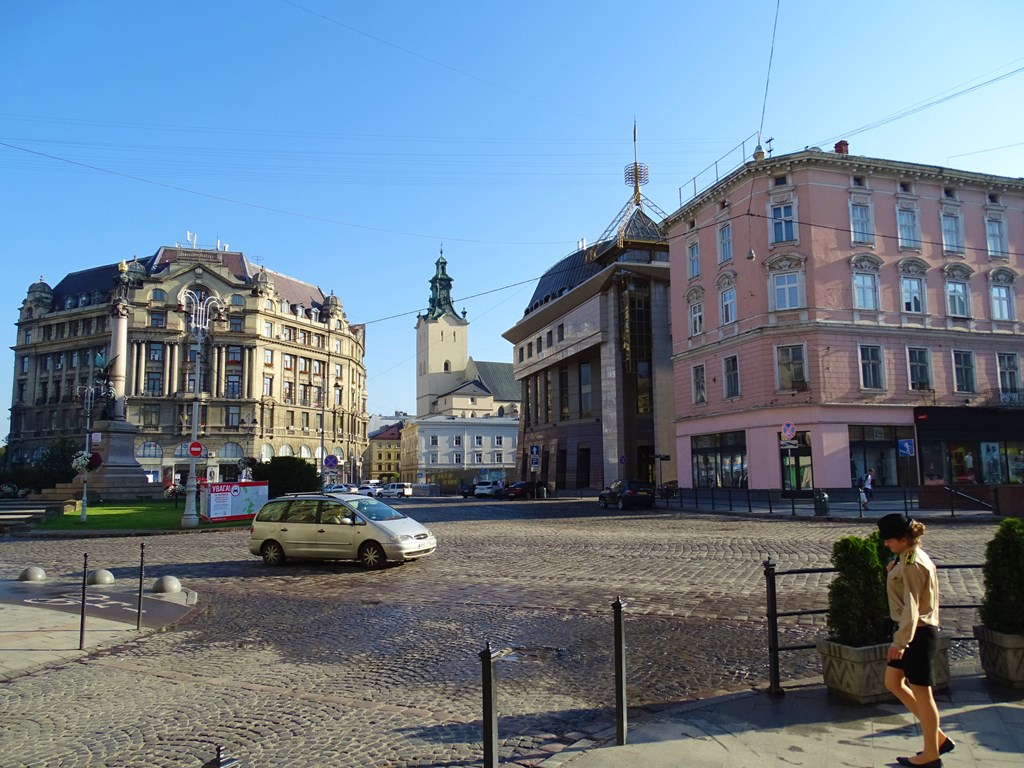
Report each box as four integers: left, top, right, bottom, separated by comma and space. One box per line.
323, 454, 339, 469
530, 445, 540, 456
898, 439, 915, 457
782, 421, 796, 440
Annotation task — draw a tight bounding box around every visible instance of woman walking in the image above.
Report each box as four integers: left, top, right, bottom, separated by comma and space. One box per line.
877, 513, 952, 767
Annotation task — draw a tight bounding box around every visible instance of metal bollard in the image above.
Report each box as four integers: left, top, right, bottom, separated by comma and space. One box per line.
79, 553, 88, 650
763, 557, 784, 697
136, 542, 145, 631
202, 745, 240, 768
613, 596, 628, 745
480, 642, 500, 768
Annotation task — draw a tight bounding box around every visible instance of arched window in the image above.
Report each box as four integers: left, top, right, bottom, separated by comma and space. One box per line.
942, 263, 974, 319
220, 442, 243, 458
151, 289, 167, 302
443, 361, 451, 372
765, 253, 807, 311
31, 446, 45, 462
897, 257, 929, 315
299, 445, 312, 458
849, 253, 883, 311
230, 294, 244, 307
279, 443, 294, 457
137, 441, 163, 458
265, 299, 275, 312
259, 443, 275, 462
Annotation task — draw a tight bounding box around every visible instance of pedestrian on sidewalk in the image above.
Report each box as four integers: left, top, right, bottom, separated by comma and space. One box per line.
857, 467, 875, 509
877, 513, 952, 768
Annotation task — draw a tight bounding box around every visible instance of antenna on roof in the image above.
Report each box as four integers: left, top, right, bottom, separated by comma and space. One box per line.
624, 119, 649, 208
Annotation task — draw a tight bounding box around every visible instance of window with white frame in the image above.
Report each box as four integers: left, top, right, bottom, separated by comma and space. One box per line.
901, 276, 925, 313
946, 280, 970, 317
453, 452, 463, 464
720, 288, 736, 325
859, 344, 884, 389
907, 348, 931, 390
773, 272, 800, 310
986, 217, 1008, 258
688, 239, 700, 278
718, 223, 732, 263
495, 435, 503, 446
474, 452, 483, 464
851, 254, 881, 311
850, 201, 873, 244
997, 352, 1019, 393
429, 453, 438, 464
776, 344, 806, 389
953, 350, 975, 393
453, 435, 462, 446
494, 452, 503, 463
853, 272, 878, 310
770, 202, 796, 243
723, 355, 740, 398
897, 207, 921, 249
991, 283, 1014, 321
692, 364, 707, 404
474, 435, 483, 447
690, 301, 704, 336
941, 210, 964, 253
430, 435, 438, 446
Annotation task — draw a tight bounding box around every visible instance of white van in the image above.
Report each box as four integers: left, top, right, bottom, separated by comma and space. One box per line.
380, 482, 413, 498
248, 492, 436, 569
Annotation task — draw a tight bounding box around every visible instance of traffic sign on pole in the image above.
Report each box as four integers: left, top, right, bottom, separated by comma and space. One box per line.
324, 454, 339, 469
188, 441, 204, 458
781, 421, 796, 440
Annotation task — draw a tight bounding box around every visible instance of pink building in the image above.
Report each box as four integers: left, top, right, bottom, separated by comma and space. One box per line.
664, 144, 1024, 494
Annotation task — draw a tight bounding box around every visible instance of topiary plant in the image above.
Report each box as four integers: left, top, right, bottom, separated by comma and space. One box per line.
826, 531, 892, 647
979, 517, 1024, 635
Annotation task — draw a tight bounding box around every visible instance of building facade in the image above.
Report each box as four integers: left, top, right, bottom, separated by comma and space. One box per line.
503, 181, 676, 492
9, 245, 369, 486
367, 421, 403, 483
664, 143, 1024, 493
399, 414, 518, 492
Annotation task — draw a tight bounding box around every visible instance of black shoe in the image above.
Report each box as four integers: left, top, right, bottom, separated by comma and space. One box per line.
918, 737, 955, 757
897, 758, 941, 768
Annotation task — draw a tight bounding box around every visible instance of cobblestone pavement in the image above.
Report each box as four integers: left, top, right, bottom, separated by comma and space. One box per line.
0, 501, 996, 768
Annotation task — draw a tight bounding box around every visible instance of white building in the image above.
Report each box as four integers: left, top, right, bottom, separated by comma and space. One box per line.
400, 414, 518, 492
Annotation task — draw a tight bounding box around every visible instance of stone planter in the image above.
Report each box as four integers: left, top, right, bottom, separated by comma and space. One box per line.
973, 625, 1024, 688
817, 636, 951, 704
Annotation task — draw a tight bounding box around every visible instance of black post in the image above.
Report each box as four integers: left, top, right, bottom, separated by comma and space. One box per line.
202, 745, 240, 768
746, 487, 752, 515
763, 557, 784, 696
710, 483, 716, 510
903, 488, 909, 516
693, 485, 699, 510
480, 642, 499, 768
767, 491, 774, 515
790, 493, 796, 516
727, 487, 733, 511
950, 487, 956, 518
136, 542, 145, 631
613, 596, 628, 745
79, 553, 88, 651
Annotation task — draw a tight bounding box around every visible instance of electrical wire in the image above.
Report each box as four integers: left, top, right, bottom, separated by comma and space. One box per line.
758, 0, 782, 141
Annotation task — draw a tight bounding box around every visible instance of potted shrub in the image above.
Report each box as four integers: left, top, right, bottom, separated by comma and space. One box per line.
816, 531, 950, 703
973, 517, 1024, 688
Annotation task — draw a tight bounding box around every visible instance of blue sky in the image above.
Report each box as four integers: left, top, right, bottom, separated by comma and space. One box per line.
3, 0, 1023, 435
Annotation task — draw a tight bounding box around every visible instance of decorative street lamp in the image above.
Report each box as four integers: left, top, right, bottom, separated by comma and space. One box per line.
240, 415, 258, 480
178, 289, 225, 529
73, 383, 109, 523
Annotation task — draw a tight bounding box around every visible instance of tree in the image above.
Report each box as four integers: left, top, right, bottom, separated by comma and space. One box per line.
38, 436, 81, 485
250, 456, 319, 498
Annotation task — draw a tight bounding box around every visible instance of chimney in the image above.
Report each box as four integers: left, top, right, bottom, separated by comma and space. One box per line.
834, 140, 849, 155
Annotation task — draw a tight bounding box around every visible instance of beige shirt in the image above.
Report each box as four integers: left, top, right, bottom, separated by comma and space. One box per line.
886, 546, 939, 650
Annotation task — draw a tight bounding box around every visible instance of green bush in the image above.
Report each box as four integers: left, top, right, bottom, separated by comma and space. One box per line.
979, 517, 1024, 635
250, 456, 319, 498
827, 531, 892, 647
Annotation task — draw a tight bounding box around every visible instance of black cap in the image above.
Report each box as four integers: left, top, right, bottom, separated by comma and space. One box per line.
878, 513, 912, 540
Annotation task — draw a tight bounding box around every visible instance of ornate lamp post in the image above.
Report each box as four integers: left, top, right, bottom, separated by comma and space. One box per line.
178, 289, 225, 528
240, 415, 258, 480
73, 383, 109, 523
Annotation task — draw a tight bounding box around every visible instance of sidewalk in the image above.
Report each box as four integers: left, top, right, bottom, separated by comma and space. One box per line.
0, 580, 199, 681
544, 667, 1024, 768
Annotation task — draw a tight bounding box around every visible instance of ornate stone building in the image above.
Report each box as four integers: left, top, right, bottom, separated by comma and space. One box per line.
8, 244, 369, 486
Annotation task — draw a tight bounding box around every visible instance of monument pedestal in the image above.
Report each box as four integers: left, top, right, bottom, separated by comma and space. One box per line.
83, 419, 163, 501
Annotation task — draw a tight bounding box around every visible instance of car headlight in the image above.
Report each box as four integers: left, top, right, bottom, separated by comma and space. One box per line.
390, 534, 413, 542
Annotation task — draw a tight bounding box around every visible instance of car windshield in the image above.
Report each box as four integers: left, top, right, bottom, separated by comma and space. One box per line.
344, 497, 406, 521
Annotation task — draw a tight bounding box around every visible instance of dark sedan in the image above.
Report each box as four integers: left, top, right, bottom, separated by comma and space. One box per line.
504, 481, 533, 499
598, 479, 656, 510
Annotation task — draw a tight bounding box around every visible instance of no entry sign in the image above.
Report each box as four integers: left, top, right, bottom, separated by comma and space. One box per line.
188, 441, 204, 458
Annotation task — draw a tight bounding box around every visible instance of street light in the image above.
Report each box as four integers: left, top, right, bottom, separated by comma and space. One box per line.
240, 416, 258, 480
74, 384, 106, 523
178, 289, 225, 529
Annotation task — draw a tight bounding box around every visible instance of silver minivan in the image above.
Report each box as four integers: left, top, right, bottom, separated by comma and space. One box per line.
248, 493, 436, 569
380, 482, 413, 498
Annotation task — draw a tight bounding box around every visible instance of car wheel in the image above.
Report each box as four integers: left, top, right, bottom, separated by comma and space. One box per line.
359, 542, 387, 570
261, 540, 286, 566
599, 497, 608, 508
617, 498, 626, 511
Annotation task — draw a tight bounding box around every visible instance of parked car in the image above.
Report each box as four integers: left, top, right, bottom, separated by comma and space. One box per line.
324, 483, 358, 493
504, 481, 533, 500
357, 484, 382, 497
380, 482, 413, 498
598, 479, 656, 510
461, 483, 476, 498
248, 492, 436, 569
474, 481, 499, 498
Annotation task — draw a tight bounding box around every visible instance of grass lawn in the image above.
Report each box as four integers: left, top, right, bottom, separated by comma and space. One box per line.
37, 500, 250, 532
